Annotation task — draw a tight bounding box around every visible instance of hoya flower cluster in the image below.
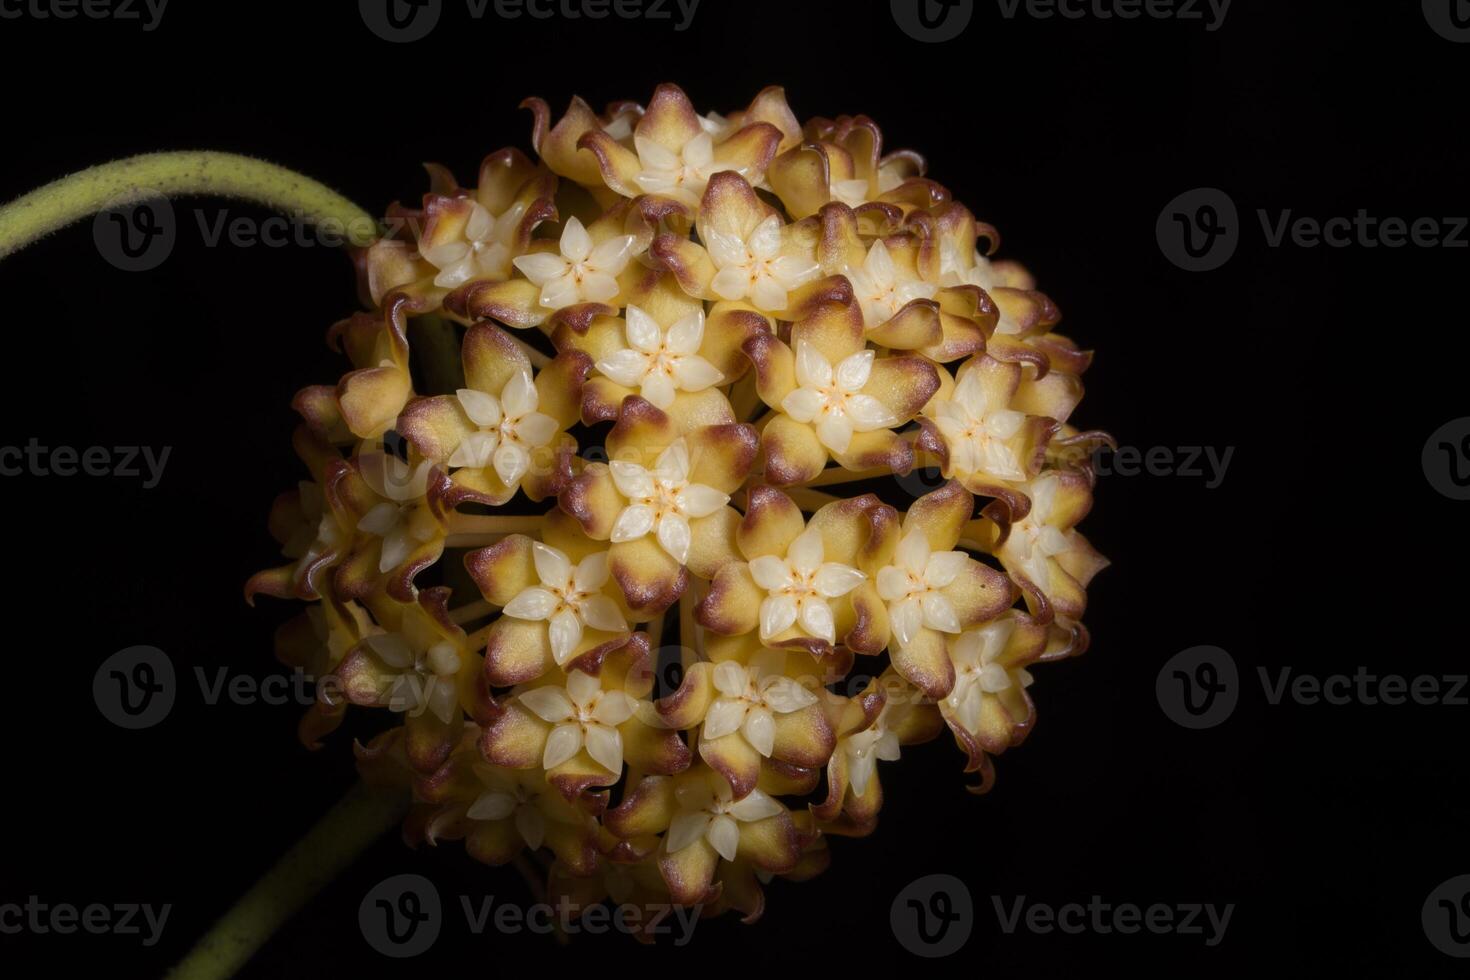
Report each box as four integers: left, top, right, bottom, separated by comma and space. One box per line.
249, 83, 1110, 931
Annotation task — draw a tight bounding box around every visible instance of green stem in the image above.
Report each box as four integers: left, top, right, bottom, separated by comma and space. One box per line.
166, 781, 409, 980
0, 151, 378, 258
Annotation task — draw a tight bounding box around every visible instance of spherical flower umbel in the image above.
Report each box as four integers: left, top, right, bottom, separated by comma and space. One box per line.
250, 81, 1111, 937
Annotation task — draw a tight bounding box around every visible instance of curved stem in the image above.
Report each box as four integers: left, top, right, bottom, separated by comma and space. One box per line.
166, 781, 408, 980
0, 151, 378, 258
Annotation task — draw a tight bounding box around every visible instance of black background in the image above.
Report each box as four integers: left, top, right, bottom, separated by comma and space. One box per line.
0, 0, 1465, 975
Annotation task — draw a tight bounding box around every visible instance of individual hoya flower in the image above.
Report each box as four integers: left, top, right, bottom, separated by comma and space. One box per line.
397, 325, 588, 507
845, 238, 938, 330
578, 83, 787, 209
570, 273, 764, 424
743, 293, 938, 484
918, 354, 1060, 519
245, 427, 352, 603
657, 635, 836, 797
702, 652, 819, 757
354, 452, 440, 576
816, 672, 942, 831
781, 341, 897, 455
467, 518, 639, 687
594, 304, 723, 410
512, 216, 638, 311
481, 632, 691, 795
464, 763, 548, 853
937, 611, 1066, 789
605, 438, 729, 565
332, 590, 475, 773
748, 526, 866, 646
875, 526, 968, 648
635, 767, 803, 908
931, 358, 1029, 481
409, 730, 605, 875
699, 488, 882, 656
653, 172, 819, 315
705, 215, 818, 312
331, 302, 414, 441
666, 775, 786, 863
420, 200, 520, 287
418, 176, 554, 288
516, 669, 638, 773
502, 542, 627, 667
987, 470, 1108, 625
450, 369, 557, 480
560, 400, 756, 617
944, 619, 1033, 737
428, 753, 607, 875
855, 482, 1017, 697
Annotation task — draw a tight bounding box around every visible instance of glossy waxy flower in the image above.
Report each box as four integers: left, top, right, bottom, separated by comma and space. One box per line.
249, 80, 1110, 936
606, 439, 728, 564
397, 324, 586, 507
749, 527, 865, 645
654, 172, 819, 315
594, 305, 723, 410
503, 543, 627, 666
703, 652, 819, 757
876, 527, 966, 647
518, 669, 638, 772
355, 454, 435, 573
744, 293, 938, 484
666, 777, 785, 863
782, 343, 896, 454
847, 239, 938, 329
513, 216, 637, 311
